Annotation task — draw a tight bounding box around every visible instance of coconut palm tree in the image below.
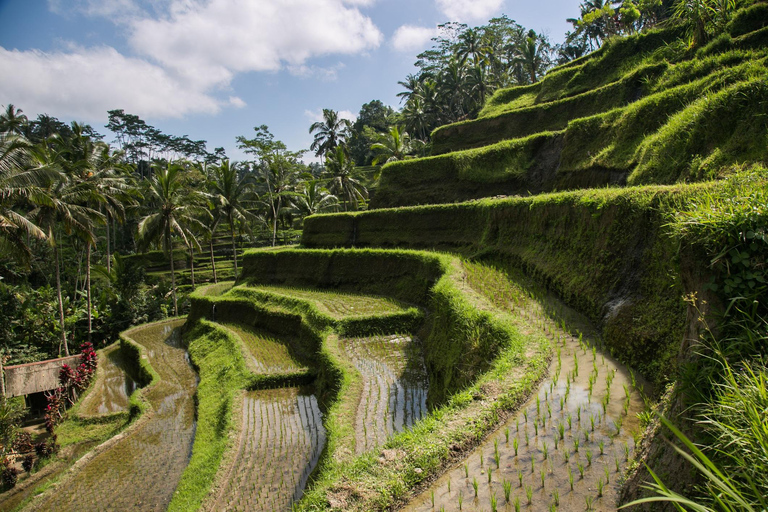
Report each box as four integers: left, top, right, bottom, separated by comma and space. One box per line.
0, 133, 49, 267
323, 145, 367, 211
0, 105, 28, 135
138, 162, 203, 316
28, 139, 102, 356
371, 126, 414, 165
290, 180, 339, 218
309, 109, 352, 159
513, 31, 552, 83
206, 159, 255, 280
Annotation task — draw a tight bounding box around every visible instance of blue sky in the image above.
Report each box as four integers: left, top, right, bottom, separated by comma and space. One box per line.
0, 0, 581, 162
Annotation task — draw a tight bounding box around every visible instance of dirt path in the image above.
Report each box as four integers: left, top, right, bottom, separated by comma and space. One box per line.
31, 319, 197, 512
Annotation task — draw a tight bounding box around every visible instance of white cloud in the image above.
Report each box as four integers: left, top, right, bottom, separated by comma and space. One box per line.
435, 0, 504, 22
0, 45, 227, 121
391, 25, 438, 53
47, 0, 147, 22
304, 109, 357, 124
287, 62, 346, 82
128, 0, 383, 89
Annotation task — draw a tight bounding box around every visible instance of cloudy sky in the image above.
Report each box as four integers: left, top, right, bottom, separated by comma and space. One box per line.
0, 0, 580, 161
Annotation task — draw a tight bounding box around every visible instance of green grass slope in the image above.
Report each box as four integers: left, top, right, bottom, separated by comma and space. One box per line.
373, 13, 768, 208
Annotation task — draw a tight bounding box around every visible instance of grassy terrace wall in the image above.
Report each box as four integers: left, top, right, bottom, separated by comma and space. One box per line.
373, 20, 768, 208
303, 183, 727, 388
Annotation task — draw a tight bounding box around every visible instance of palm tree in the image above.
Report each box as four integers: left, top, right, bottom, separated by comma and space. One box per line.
323, 145, 367, 211
513, 31, 551, 83
207, 159, 255, 280
309, 109, 351, 158
0, 105, 28, 135
0, 133, 49, 267
371, 126, 414, 165
138, 162, 203, 316
28, 139, 102, 356
290, 180, 339, 218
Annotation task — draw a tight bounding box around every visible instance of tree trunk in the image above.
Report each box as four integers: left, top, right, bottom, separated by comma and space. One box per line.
271, 197, 281, 247
105, 212, 111, 273
189, 246, 195, 289
168, 228, 178, 316
209, 238, 218, 284
230, 223, 238, 280
86, 242, 92, 344
54, 242, 69, 357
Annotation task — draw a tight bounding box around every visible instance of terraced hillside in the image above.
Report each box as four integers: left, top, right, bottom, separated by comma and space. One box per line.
9, 5, 766, 511
373, 9, 768, 208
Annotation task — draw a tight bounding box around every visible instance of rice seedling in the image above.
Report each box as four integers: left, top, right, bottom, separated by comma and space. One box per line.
514, 496, 521, 512
577, 461, 585, 478
472, 477, 479, 496
604, 466, 610, 483
494, 439, 500, 467
513, 437, 519, 456
573, 439, 580, 452
488, 468, 493, 484
490, 492, 498, 512
577, 406, 581, 423
567, 414, 572, 430
553, 487, 560, 506
525, 484, 533, 504
586, 495, 594, 511
518, 470, 523, 487
560, 396, 564, 411
614, 417, 624, 436
458, 491, 463, 510
464, 463, 469, 478
599, 440, 605, 455
536, 395, 541, 416
542, 441, 549, 460
547, 402, 552, 418
568, 466, 574, 490
554, 436, 559, 450
524, 410, 528, 423
615, 454, 620, 471
503, 479, 512, 502
586, 449, 593, 466
447, 478, 451, 493
540, 469, 546, 488
534, 422, 539, 436
480, 452, 484, 466
564, 449, 570, 463
531, 457, 536, 473
525, 431, 529, 446
431, 489, 435, 507
505, 427, 510, 443
590, 414, 595, 432
624, 441, 630, 460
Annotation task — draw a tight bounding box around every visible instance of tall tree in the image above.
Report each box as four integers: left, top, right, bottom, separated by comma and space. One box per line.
28, 138, 102, 356
138, 162, 202, 315
207, 159, 255, 280
323, 145, 367, 211
309, 109, 352, 159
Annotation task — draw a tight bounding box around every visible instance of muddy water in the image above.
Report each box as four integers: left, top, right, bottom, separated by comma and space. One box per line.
33, 319, 196, 512
213, 387, 326, 511
403, 326, 644, 512
79, 344, 136, 416
343, 335, 429, 454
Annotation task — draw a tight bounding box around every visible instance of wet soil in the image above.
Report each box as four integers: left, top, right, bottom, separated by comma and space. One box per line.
211, 387, 326, 511
402, 327, 644, 512
32, 319, 197, 512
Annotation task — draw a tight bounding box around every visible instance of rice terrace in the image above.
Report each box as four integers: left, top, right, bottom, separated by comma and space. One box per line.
0, 1, 767, 511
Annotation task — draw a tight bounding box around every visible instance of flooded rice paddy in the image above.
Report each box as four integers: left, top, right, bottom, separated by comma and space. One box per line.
78, 344, 136, 416
211, 387, 326, 511
343, 335, 429, 453
34, 319, 196, 512
223, 323, 308, 375
403, 326, 644, 512
248, 285, 409, 318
